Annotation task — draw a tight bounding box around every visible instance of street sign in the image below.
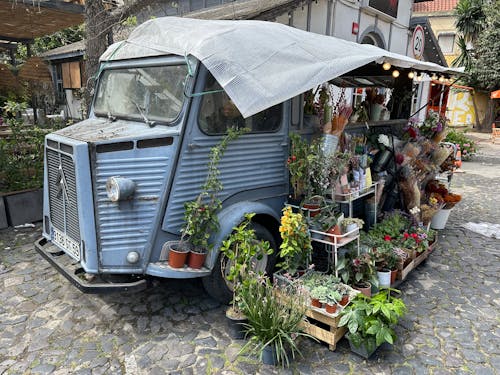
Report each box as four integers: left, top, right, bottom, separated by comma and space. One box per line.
412, 25, 425, 60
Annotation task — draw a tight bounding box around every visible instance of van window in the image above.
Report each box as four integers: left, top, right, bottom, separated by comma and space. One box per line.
198, 74, 281, 135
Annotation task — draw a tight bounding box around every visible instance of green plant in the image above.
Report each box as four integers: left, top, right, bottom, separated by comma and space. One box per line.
342, 217, 365, 230
337, 252, 378, 287
220, 213, 273, 316
239, 277, 312, 367
181, 127, 247, 250
339, 289, 407, 353
287, 133, 310, 199
278, 206, 312, 275
444, 129, 477, 160
309, 285, 329, 301
321, 289, 342, 306
368, 211, 410, 240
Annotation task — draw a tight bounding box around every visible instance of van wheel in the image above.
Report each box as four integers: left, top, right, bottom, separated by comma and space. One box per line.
202, 222, 277, 305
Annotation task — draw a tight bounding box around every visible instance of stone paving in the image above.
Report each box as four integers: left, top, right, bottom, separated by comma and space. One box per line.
0, 133, 499, 374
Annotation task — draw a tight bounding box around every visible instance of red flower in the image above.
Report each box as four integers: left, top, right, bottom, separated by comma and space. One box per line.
292, 155, 297, 161
403, 232, 409, 239
408, 127, 417, 139
411, 233, 418, 239
384, 235, 392, 241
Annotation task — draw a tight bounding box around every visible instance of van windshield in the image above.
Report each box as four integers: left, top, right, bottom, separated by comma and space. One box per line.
93, 64, 188, 125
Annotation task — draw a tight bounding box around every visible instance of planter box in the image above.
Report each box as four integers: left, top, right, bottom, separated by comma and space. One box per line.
3, 188, 43, 226
300, 307, 347, 351
397, 259, 414, 281
413, 249, 429, 268
0, 196, 7, 229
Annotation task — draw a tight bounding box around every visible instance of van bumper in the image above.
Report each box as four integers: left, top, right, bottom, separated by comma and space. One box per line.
34, 237, 149, 294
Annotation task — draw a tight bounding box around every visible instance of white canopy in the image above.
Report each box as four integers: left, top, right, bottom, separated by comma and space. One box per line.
101, 17, 461, 118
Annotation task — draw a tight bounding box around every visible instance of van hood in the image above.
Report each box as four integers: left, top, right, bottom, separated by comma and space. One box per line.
54, 117, 177, 143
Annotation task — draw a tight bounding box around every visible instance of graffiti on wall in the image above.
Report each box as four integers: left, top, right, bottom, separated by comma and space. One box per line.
446, 90, 475, 127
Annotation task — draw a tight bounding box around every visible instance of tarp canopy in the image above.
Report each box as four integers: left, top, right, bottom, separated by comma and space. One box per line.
101, 17, 462, 118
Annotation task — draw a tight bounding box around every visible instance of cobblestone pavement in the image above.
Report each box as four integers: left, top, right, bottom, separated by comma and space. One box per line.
1, 133, 499, 374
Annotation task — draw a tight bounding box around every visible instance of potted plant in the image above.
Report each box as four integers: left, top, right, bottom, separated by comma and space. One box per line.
342, 217, 365, 237
309, 285, 329, 308
337, 252, 378, 297
277, 206, 312, 276
308, 204, 339, 240
239, 277, 312, 367
220, 213, 273, 339
321, 289, 342, 314
287, 133, 310, 202
339, 289, 407, 358
169, 128, 246, 268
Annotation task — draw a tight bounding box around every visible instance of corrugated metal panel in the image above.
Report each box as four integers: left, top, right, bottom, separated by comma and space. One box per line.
95, 155, 170, 260
164, 133, 286, 233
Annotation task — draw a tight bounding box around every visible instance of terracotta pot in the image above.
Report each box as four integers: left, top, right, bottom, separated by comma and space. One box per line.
325, 303, 337, 314
187, 251, 207, 269
165, 241, 190, 268
326, 225, 342, 243
339, 294, 349, 306
311, 298, 322, 308
354, 282, 372, 298
303, 203, 321, 217
390, 269, 398, 284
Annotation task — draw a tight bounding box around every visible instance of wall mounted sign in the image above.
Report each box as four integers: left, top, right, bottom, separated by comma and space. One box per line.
412, 25, 425, 60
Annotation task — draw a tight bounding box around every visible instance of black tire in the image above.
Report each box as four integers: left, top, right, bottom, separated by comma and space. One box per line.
202, 222, 278, 304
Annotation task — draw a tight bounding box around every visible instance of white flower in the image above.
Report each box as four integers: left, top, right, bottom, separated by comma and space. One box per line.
378, 134, 391, 148
409, 206, 421, 215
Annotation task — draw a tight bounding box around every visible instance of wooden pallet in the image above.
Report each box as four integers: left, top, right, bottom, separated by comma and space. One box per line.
300, 307, 347, 351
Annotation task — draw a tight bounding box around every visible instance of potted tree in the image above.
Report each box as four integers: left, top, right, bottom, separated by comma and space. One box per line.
220, 213, 273, 339
167, 128, 246, 268
239, 277, 312, 366
339, 289, 407, 358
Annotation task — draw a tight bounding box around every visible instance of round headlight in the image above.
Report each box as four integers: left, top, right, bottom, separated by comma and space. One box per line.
106, 177, 136, 202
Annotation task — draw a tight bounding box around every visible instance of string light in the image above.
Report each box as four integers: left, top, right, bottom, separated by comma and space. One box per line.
408, 71, 415, 79
431, 73, 438, 81
382, 62, 391, 70
392, 70, 400, 78
416, 74, 423, 82
439, 76, 445, 83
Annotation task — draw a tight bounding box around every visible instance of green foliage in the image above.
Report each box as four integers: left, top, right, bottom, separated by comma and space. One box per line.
239, 277, 312, 367
287, 133, 309, 199
339, 289, 407, 352
121, 16, 138, 27
368, 211, 410, 239
0, 120, 47, 192
337, 251, 378, 287
445, 129, 478, 160
182, 127, 248, 250
220, 213, 273, 312
455, 0, 486, 41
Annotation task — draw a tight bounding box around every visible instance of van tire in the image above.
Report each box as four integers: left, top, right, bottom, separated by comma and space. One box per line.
202, 222, 277, 305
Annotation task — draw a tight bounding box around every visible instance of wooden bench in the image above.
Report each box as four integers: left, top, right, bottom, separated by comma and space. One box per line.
492, 124, 500, 144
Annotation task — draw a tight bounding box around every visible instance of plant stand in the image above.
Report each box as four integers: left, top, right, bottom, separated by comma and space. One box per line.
300, 307, 347, 351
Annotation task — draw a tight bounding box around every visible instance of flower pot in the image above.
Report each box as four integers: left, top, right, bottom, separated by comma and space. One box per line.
226, 313, 248, 340
164, 241, 190, 268
325, 225, 342, 243
390, 269, 398, 285
262, 344, 280, 366
354, 282, 372, 297
302, 203, 321, 218
370, 103, 384, 121
187, 250, 207, 269
348, 338, 378, 359
339, 294, 349, 307
325, 303, 337, 314
430, 208, 452, 230
377, 269, 391, 288
371, 149, 392, 173
311, 298, 322, 308
345, 223, 359, 237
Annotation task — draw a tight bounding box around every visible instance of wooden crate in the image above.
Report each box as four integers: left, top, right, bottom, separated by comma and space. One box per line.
413, 249, 429, 268
299, 307, 347, 351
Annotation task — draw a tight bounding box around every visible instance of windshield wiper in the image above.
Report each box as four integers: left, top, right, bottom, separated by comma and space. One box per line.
131, 99, 156, 127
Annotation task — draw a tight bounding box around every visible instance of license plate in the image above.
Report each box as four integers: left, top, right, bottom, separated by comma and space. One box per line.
53, 228, 80, 260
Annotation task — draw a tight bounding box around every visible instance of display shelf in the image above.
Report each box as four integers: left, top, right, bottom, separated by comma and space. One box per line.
310, 227, 360, 277
332, 181, 380, 221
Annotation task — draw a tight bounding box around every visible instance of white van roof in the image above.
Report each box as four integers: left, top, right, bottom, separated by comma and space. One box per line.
101, 17, 461, 118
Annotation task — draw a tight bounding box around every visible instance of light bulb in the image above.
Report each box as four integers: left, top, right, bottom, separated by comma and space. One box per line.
439, 76, 445, 83
431, 74, 438, 81
392, 70, 400, 78
408, 71, 415, 79
416, 74, 423, 82
382, 62, 391, 70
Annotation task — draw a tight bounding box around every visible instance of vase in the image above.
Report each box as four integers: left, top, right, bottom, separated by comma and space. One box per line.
354, 282, 372, 297
371, 149, 392, 173
187, 250, 207, 269
430, 208, 452, 230
370, 103, 384, 121
163, 241, 190, 268
377, 269, 391, 288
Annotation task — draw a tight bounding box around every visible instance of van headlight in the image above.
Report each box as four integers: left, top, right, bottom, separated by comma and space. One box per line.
106, 177, 136, 202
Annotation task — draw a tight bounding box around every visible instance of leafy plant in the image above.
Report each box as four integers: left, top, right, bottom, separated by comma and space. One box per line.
239, 277, 312, 367
321, 289, 342, 306
309, 285, 329, 301
278, 206, 312, 275
287, 133, 310, 199
444, 129, 477, 160
339, 289, 407, 353
181, 127, 247, 250
220, 213, 273, 316
337, 251, 378, 287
